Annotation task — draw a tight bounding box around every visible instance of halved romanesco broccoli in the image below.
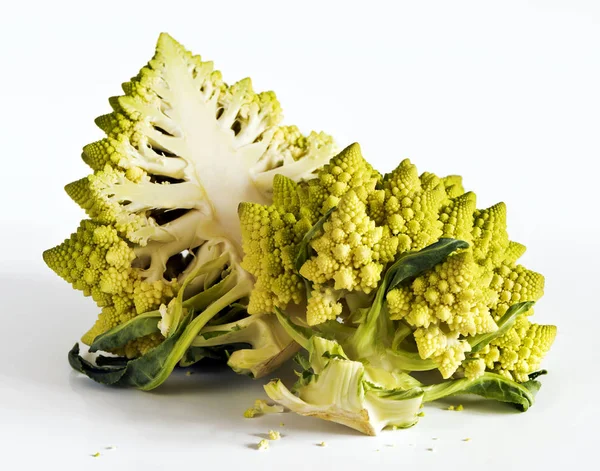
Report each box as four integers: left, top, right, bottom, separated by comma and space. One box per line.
46, 33, 336, 383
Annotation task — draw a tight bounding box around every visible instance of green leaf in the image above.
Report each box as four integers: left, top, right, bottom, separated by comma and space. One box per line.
349, 238, 468, 359
88, 271, 243, 389
527, 369, 548, 381
520, 378, 543, 404
89, 311, 160, 353
348, 306, 370, 325
199, 330, 231, 340
422, 372, 541, 412
180, 346, 232, 367
383, 349, 436, 371
322, 351, 347, 361
68, 313, 192, 387
293, 207, 336, 299
391, 322, 413, 352
68, 343, 127, 385
292, 369, 317, 392
182, 272, 235, 311
95, 355, 129, 367
314, 319, 355, 342
206, 303, 247, 326
363, 366, 423, 390
469, 301, 535, 353
117, 313, 192, 388
293, 353, 311, 371
294, 206, 336, 274
386, 238, 469, 293
366, 386, 424, 402
274, 307, 312, 350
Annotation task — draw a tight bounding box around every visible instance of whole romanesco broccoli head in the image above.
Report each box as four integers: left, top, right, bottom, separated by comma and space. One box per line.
241, 142, 556, 434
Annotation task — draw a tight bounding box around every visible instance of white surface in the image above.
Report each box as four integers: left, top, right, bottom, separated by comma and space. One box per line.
1, 0, 599, 469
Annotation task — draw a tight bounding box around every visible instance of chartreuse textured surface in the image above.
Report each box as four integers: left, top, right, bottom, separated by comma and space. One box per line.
239, 143, 556, 434
44, 33, 337, 382
240, 142, 554, 381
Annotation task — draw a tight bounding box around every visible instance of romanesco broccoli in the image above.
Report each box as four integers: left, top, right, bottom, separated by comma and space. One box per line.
46, 34, 556, 437
246, 143, 555, 434
47, 33, 337, 386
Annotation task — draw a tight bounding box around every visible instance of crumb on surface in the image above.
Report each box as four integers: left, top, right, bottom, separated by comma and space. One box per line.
268, 430, 281, 440
447, 405, 455, 411
463, 437, 471, 442
280, 422, 285, 427
185, 371, 193, 376
318, 441, 327, 447
455, 404, 464, 411
91, 452, 100, 458
427, 447, 435, 452
245, 399, 285, 418
257, 439, 269, 451
417, 411, 425, 417
105, 445, 117, 450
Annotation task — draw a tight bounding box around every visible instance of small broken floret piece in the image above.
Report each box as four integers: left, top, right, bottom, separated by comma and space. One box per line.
264, 337, 424, 436
257, 439, 269, 451
244, 399, 285, 418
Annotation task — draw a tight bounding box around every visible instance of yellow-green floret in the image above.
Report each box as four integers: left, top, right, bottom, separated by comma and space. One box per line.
471, 317, 557, 382
239, 181, 307, 315
386, 191, 549, 380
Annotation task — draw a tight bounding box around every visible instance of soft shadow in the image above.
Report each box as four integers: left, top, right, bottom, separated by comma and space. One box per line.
2, 274, 100, 387
4, 274, 521, 438
273, 413, 365, 437
150, 368, 247, 395
431, 396, 523, 414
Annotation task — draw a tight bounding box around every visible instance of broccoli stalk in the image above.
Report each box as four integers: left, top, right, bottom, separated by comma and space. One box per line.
264, 336, 424, 436
191, 313, 300, 378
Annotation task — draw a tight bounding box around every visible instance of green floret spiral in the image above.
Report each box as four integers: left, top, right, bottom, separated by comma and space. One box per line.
240, 141, 554, 384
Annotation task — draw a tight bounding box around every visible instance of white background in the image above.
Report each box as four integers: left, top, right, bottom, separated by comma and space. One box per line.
1, 0, 598, 469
